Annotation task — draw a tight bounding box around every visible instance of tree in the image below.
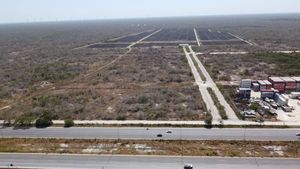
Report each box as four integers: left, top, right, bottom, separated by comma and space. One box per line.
35, 111, 53, 128
250, 103, 259, 111
204, 112, 213, 128
64, 119, 74, 128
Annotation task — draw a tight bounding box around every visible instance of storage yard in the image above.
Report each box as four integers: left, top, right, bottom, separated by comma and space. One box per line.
236, 77, 300, 122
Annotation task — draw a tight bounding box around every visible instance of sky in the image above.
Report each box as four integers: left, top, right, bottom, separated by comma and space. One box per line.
0, 0, 300, 23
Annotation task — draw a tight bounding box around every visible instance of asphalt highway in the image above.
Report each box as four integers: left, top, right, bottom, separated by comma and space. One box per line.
1, 127, 299, 141
0, 154, 299, 169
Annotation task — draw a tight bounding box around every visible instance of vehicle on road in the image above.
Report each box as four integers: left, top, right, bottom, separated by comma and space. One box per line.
184, 164, 193, 169
166, 130, 172, 134
157, 134, 163, 137
296, 133, 300, 137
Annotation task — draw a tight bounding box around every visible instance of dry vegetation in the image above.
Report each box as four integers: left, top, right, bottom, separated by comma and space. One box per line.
0, 138, 299, 158
1, 14, 300, 121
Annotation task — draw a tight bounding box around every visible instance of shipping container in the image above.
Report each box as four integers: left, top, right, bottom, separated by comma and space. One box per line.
269, 77, 286, 92
240, 79, 252, 88
281, 77, 297, 91
290, 92, 300, 99
252, 82, 260, 91
236, 88, 251, 100
292, 77, 300, 92
261, 89, 275, 99
258, 80, 267, 91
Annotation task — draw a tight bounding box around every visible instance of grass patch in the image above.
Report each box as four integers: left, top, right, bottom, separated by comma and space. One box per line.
207, 87, 228, 120
0, 138, 299, 158
191, 55, 206, 81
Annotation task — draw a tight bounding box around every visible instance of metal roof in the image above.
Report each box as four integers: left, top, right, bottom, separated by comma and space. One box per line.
269, 77, 285, 82
280, 77, 296, 82
292, 77, 300, 82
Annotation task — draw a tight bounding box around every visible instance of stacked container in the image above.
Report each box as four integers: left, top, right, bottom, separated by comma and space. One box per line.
292, 77, 300, 92
281, 77, 297, 93
269, 77, 286, 93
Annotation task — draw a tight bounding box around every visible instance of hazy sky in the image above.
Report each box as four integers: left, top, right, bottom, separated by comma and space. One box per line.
1, 0, 300, 23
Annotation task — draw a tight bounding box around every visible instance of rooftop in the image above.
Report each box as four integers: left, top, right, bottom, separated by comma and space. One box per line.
292, 77, 300, 82
280, 77, 296, 82
269, 77, 285, 82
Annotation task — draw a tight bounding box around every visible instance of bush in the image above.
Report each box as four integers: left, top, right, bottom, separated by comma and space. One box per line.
204, 112, 213, 128
13, 114, 36, 128
35, 111, 53, 128
116, 115, 126, 121
64, 119, 74, 128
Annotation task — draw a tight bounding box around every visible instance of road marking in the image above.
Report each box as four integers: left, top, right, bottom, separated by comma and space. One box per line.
127, 29, 162, 48
228, 32, 254, 46
194, 28, 201, 47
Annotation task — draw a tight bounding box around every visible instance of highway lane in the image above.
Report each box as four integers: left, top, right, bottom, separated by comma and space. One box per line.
0, 154, 299, 169
1, 127, 299, 141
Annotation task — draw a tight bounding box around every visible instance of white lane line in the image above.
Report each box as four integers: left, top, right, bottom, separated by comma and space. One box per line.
228, 33, 254, 46
194, 28, 201, 47
127, 29, 162, 48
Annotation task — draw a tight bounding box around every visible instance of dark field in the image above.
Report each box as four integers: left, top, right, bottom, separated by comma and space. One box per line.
197, 28, 247, 45
88, 43, 130, 48
134, 42, 196, 47
201, 41, 248, 45
198, 29, 237, 41
144, 28, 196, 42
106, 30, 156, 43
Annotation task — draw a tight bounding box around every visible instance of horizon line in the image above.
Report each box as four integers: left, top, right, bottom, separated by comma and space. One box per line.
1, 12, 300, 25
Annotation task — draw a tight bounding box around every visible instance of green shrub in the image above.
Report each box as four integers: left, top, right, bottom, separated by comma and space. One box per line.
116, 115, 126, 121
64, 119, 75, 128
35, 111, 53, 128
